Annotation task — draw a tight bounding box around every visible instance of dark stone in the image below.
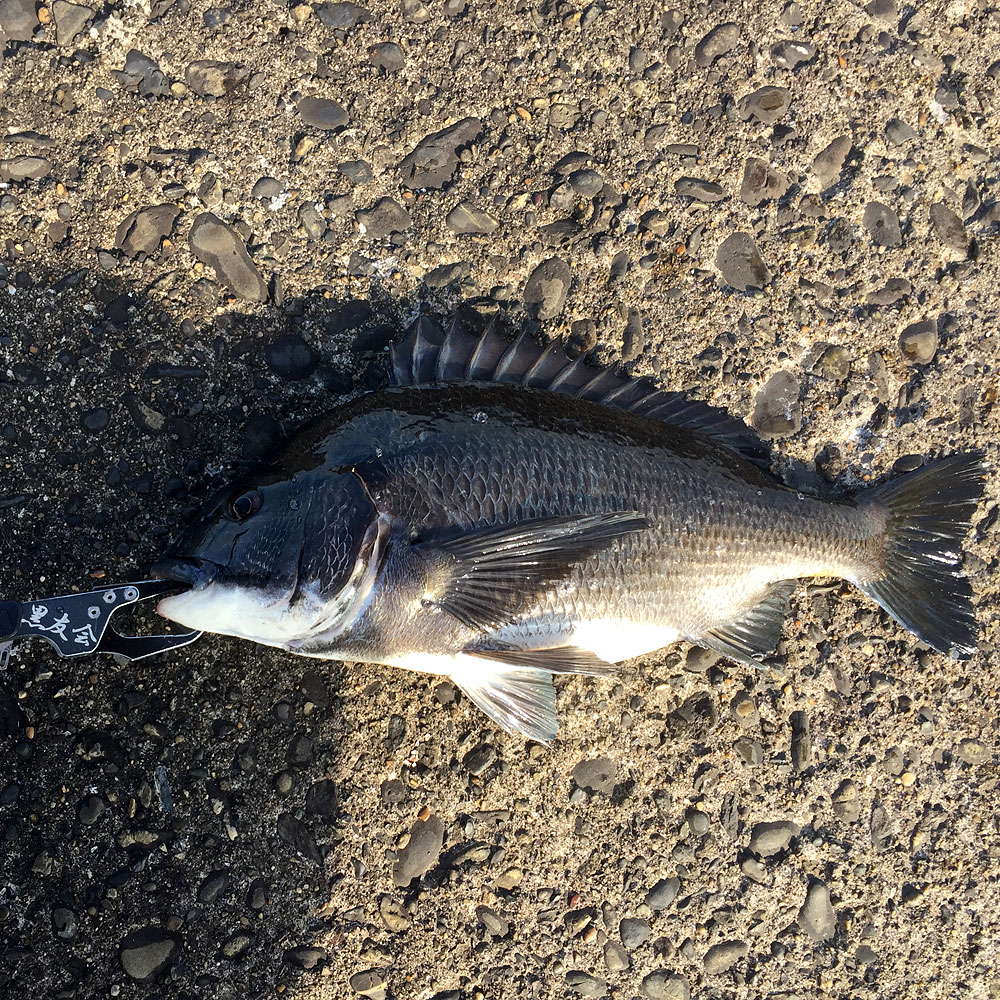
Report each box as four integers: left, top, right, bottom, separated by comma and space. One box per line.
738, 86, 792, 124
716, 232, 769, 290
674, 177, 727, 203
265, 333, 318, 380
399, 117, 483, 190
393, 814, 443, 886
929, 202, 968, 253
297, 96, 348, 129
115, 205, 180, 257
356, 197, 411, 238
185, 60, 249, 97
770, 38, 816, 68
370, 41, 406, 72
305, 779, 338, 818
446, 201, 498, 234
752, 371, 801, 437
863, 201, 903, 248
119, 928, 181, 982
80, 408, 110, 433
315, 1, 371, 28
463, 743, 496, 775
277, 813, 322, 864
739, 158, 788, 205
695, 22, 740, 66
571, 757, 616, 796
188, 213, 267, 301
524, 257, 571, 319
284, 945, 327, 969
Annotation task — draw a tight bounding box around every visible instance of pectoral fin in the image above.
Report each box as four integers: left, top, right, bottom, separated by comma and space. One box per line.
698, 580, 796, 668
466, 645, 617, 677
417, 511, 647, 631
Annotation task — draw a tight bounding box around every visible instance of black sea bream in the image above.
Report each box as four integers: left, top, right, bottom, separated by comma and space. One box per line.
155, 321, 985, 741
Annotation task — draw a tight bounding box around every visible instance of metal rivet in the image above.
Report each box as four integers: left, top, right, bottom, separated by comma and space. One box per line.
88, 607, 100, 619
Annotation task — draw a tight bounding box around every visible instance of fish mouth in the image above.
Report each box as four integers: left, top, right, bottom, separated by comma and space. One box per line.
151, 556, 219, 589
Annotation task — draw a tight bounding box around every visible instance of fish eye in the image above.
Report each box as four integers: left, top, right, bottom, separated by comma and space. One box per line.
228, 489, 262, 521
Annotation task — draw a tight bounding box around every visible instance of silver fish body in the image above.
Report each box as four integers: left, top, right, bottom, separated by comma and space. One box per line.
157, 323, 984, 740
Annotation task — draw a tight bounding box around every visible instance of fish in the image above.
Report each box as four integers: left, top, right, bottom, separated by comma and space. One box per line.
153, 319, 986, 741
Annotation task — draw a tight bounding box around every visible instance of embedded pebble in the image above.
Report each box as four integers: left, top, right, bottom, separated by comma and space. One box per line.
0, 156, 52, 181
298, 96, 348, 130
52, 1, 92, 45
812, 135, 851, 187
188, 213, 267, 301
748, 819, 800, 856
523, 257, 571, 320
674, 177, 727, 203
863, 202, 903, 248
393, 814, 443, 886
315, 1, 371, 27
929, 202, 968, 254
0, 0, 37, 40
446, 201, 498, 234
115, 205, 179, 257
694, 22, 740, 67
645, 876, 680, 910
642, 971, 690, 1000
119, 928, 181, 982
770, 39, 816, 68
799, 879, 836, 941
266, 333, 318, 380
356, 198, 411, 238
716, 232, 768, 289
463, 743, 496, 775
399, 118, 482, 189
738, 86, 792, 124
703, 940, 748, 975
563, 971, 606, 997
740, 158, 788, 205
571, 756, 616, 795
620, 917, 650, 950
604, 940, 630, 972
752, 371, 800, 437
898, 319, 938, 365
370, 42, 406, 72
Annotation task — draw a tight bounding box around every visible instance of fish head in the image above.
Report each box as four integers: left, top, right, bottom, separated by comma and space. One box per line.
154, 469, 381, 647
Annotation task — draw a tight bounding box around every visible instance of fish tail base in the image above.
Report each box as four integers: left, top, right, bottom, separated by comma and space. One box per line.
857, 453, 985, 657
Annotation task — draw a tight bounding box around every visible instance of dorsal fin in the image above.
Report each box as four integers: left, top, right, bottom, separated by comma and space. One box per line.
389, 316, 771, 469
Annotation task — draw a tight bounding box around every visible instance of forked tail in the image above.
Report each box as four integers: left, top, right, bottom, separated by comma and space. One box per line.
856, 453, 985, 657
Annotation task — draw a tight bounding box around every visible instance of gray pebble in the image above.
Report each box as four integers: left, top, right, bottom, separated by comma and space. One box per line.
0, 156, 52, 181
738, 86, 792, 124
399, 118, 482, 190
770, 38, 816, 69
52, 0, 92, 45
857, 944, 878, 964
741, 857, 768, 882
393, 814, 443, 886
642, 971, 690, 1000
898, 319, 938, 365
929, 202, 968, 254
956, 738, 989, 765
220, 932, 252, 958
865, 0, 895, 20
565, 971, 607, 998
463, 743, 496, 775
286, 946, 327, 970
119, 928, 181, 982
717, 232, 768, 291
77, 794, 104, 824
620, 917, 650, 950
675, 177, 727, 203
641, 210, 672, 235
315, 1, 371, 28
568, 168, 604, 197
832, 779, 860, 822
734, 737, 764, 765
695, 22, 741, 67
298, 202, 326, 240
476, 905, 509, 937
571, 756, 615, 795
812, 344, 850, 381
703, 940, 748, 975
524, 257, 571, 320
645, 875, 680, 910
51, 906, 78, 940
188, 212, 267, 301
798, 879, 836, 941
885, 118, 916, 145
0, 0, 36, 40
863, 201, 903, 248
748, 819, 799, 856
811, 135, 851, 187
423, 261, 470, 288
339, 159, 373, 184
277, 812, 322, 863
252, 177, 282, 200
356, 197, 411, 239
446, 201, 498, 234
115, 204, 179, 257
604, 940, 630, 972
185, 59, 249, 98
297, 96, 348, 130
371, 41, 406, 72
740, 157, 788, 205
112, 50, 171, 98
198, 869, 230, 904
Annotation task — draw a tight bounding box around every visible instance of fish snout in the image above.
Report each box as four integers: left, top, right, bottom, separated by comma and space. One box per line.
151, 556, 218, 589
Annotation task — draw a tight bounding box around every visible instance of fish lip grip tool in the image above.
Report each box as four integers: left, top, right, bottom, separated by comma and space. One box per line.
0, 580, 202, 667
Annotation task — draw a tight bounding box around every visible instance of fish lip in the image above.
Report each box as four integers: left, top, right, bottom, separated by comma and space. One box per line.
151, 556, 219, 589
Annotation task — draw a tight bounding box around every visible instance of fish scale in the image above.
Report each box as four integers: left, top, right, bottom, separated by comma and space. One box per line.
155, 322, 985, 742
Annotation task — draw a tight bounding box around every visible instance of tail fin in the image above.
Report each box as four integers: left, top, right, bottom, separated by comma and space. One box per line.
856, 453, 985, 658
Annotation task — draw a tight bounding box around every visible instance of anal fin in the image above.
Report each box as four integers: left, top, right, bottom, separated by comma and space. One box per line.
697, 581, 796, 669
450, 661, 558, 743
